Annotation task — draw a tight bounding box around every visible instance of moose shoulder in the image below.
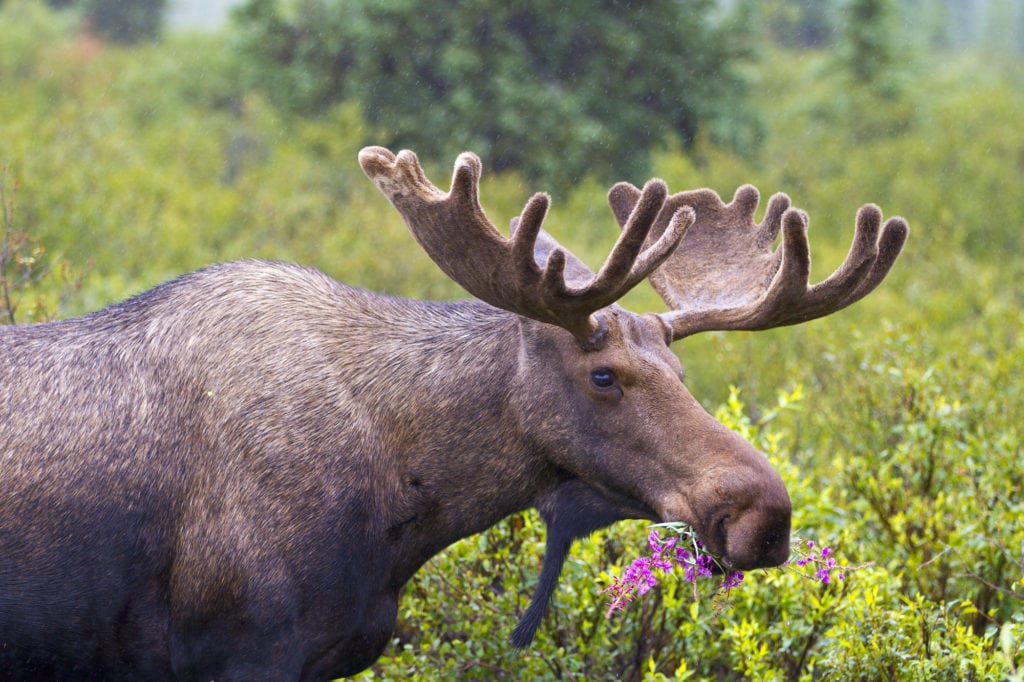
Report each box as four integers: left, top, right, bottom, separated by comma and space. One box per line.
0, 147, 907, 680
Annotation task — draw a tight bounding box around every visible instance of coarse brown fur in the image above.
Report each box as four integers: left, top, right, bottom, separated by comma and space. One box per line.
1, 262, 544, 678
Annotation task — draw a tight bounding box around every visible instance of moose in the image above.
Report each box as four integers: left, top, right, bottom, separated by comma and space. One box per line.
0, 146, 907, 680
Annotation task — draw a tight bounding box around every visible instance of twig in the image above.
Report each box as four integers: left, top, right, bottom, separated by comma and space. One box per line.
1, 169, 18, 325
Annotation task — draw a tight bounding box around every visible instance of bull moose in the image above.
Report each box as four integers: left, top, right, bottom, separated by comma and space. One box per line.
0, 147, 907, 679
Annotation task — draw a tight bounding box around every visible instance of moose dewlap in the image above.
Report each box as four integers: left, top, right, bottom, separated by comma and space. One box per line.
0, 147, 907, 680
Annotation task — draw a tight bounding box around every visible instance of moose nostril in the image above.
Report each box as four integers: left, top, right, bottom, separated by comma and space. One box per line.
759, 524, 791, 566
713, 514, 729, 554
721, 495, 792, 570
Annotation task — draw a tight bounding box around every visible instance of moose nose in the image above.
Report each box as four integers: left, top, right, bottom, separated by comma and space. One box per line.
722, 484, 792, 570
697, 451, 792, 571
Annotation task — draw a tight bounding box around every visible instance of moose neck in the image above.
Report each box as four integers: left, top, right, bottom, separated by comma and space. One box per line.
341, 298, 561, 586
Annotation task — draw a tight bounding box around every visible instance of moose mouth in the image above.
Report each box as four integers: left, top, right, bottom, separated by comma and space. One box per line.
657, 497, 792, 572
654, 512, 732, 571
582, 488, 789, 571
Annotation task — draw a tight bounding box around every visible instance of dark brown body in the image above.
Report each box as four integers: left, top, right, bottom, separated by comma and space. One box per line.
0, 262, 542, 678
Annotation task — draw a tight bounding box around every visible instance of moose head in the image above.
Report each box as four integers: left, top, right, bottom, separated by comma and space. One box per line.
359, 147, 908, 645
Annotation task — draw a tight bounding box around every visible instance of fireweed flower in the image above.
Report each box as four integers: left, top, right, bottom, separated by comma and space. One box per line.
602, 524, 856, 617
785, 537, 847, 586
721, 570, 744, 590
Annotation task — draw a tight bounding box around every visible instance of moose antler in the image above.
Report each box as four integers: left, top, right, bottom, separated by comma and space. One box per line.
359, 147, 694, 349
607, 183, 908, 339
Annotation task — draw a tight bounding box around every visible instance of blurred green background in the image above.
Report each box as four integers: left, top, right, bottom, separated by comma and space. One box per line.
1, 0, 1022, 679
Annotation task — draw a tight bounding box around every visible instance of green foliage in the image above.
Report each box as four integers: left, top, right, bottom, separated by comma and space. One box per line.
0, 5, 468, 309
232, 0, 763, 193
81, 0, 166, 43
0, 0, 77, 79
0, 169, 89, 323
230, 0, 354, 115
759, 0, 841, 47
839, 0, 902, 87
823, 321, 1024, 633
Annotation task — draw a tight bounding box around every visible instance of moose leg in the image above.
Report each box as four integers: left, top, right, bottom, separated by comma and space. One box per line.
510, 481, 626, 647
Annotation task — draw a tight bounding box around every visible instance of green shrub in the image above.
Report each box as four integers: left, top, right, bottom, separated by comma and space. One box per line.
1, 169, 89, 323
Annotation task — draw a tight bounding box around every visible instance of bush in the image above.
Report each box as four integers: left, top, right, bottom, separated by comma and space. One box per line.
0, 169, 89, 323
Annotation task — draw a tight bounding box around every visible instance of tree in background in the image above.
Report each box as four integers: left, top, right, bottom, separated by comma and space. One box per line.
839, 0, 901, 88
232, 0, 762, 192
761, 0, 840, 47
42, 0, 166, 42
819, 0, 916, 141
84, 0, 165, 43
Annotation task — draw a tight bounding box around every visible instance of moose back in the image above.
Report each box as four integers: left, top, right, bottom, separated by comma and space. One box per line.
0, 147, 907, 680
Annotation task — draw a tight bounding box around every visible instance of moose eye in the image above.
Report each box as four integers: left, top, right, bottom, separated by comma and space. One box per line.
590, 368, 617, 390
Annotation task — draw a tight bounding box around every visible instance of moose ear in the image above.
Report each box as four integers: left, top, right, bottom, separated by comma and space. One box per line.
509, 216, 596, 290
510, 482, 626, 648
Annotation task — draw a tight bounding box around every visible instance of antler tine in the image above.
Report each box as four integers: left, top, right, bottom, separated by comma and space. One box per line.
586, 181, 690, 298
556, 179, 692, 300
672, 193, 907, 339
359, 145, 515, 301
798, 204, 909, 317
518, 178, 692, 344
607, 183, 908, 340
359, 147, 692, 349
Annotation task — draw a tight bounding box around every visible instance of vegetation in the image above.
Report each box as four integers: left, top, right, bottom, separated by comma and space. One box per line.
232, 0, 762, 192
1, 0, 1022, 679
43, 0, 167, 43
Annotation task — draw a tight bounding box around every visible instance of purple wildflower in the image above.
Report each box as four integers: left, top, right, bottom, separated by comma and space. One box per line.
603, 526, 859, 620
624, 557, 657, 595
696, 554, 714, 579
721, 571, 745, 590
